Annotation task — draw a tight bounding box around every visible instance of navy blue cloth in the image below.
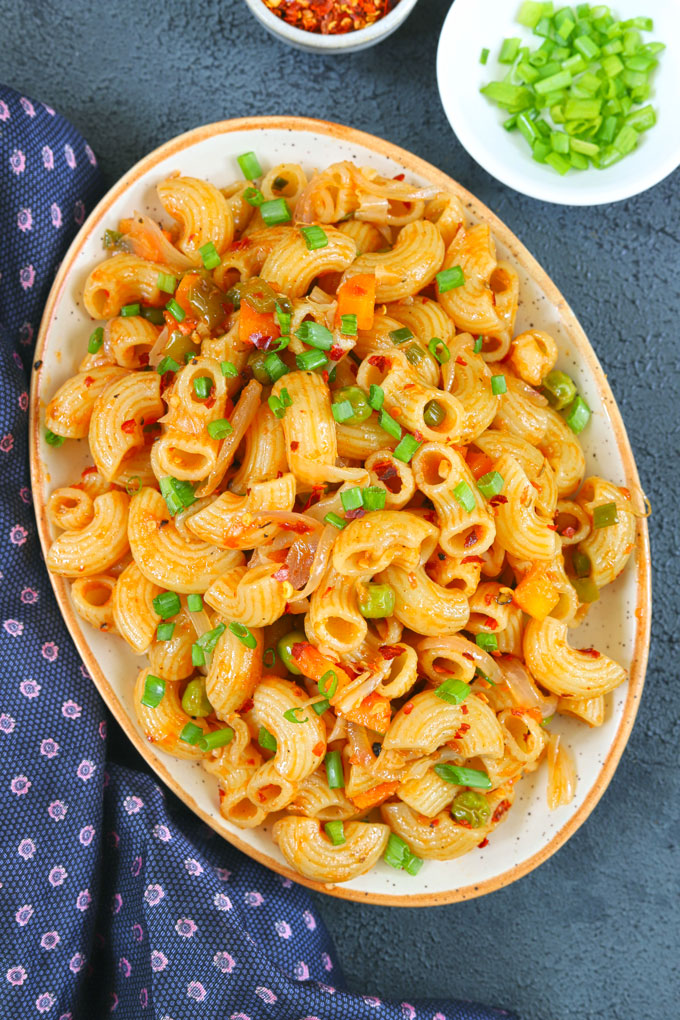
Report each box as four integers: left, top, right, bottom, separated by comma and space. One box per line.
0, 84, 516, 1020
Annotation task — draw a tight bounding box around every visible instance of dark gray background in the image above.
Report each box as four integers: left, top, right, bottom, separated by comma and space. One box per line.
5, 1, 678, 1017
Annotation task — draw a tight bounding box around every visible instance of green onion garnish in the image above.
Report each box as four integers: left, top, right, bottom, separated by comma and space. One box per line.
157, 272, 177, 294
318, 670, 338, 698
383, 832, 423, 874
157, 356, 180, 375
152, 591, 181, 619
165, 298, 185, 323
378, 409, 402, 440
103, 228, 122, 248
193, 376, 212, 400
480, 46, 490, 64
88, 327, 104, 354
433, 764, 492, 789
476, 632, 498, 653
572, 549, 591, 579
491, 375, 507, 395
268, 395, 286, 420
389, 326, 414, 345
258, 726, 277, 752
191, 644, 205, 667
499, 36, 521, 64
283, 707, 308, 724
197, 728, 234, 752
477, 471, 504, 498
275, 303, 292, 335
280, 387, 292, 407
125, 476, 141, 497
243, 187, 264, 207
187, 594, 203, 612
332, 400, 354, 424
453, 480, 476, 513
295, 321, 333, 350
199, 241, 221, 271
324, 820, 346, 846
435, 678, 470, 706
563, 394, 591, 433
159, 476, 196, 516
324, 512, 346, 529
428, 337, 450, 363
300, 225, 328, 251
264, 352, 289, 382
473, 336, 483, 354
368, 384, 385, 411
436, 266, 465, 293
140, 674, 165, 708
341, 487, 363, 512
263, 647, 276, 668
296, 349, 328, 372
362, 487, 387, 511
237, 151, 262, 179
340, 313, 358, 336
207, 418, 233, 439
393, 434, 421, 463
228, 622, 257, 649
260, 198, 291, 226
312, 699, 330, 715
593, 502, 619, 529
325, 750, 344, 789
156, 622, 175, 642
179, 721, 204, 745
121, 303, 141, 317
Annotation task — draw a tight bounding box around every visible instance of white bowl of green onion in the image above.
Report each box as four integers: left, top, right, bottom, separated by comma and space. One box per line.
437, 0, 680, 205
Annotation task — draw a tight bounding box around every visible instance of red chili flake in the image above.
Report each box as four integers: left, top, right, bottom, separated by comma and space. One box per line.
455, 356, 467, 366
373, 460, 398, 481
477, 837, 489, 849
230, 238, 251, 251
423, 510, 437, 524
345, 507, 366, 521
81, 466, 98, 478
561, 525, 576, 538
547, 524, 558, 531
343, 663, 359, 681
464, 528, 478, 549
456, 817, 473, 829
462, 555, 483, 564
251, 333, 276, 350
329, 344, 344, 362
368, 355, 389, 372
453, 723, 471, 739
273, 565, 290, 582
290, 440, 300, 452
461, 704, 469, 715
300, 485, 325, 512
483, 616, 498, 630
204, 395, 216, 410
241, 698, 254, 713
484, 591, 494, 606
83, 376, 94, 387
578, 647, 601, 658
429, 818, 440, 828
413, 430, 425, 442
489, 495, 508, 507
121, 419, 136, 434
379, 645, 403, 661
403, 702, 414, 716
492, 799, 511, 823
462, 652, 475, 661
312, 741, 324, 757
322, 370, 329, 383
393, 173, 405, 181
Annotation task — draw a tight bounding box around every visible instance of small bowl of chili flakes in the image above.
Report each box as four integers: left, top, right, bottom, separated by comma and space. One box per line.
242, 0, 420, 53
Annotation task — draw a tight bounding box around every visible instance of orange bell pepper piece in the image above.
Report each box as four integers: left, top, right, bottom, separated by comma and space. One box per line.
350, 781, 399, 812
466, 449, 494, 480
513, 563, 560, 621
290, 642, 353, 688
335, 273, 376, 331
344, 691, 392, 735
173, 272, 202, 318
291, 642, 391, 732
238, 299, 280, 348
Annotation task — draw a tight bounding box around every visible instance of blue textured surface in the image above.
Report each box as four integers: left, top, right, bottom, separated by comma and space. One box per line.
4, 1, 678, 1017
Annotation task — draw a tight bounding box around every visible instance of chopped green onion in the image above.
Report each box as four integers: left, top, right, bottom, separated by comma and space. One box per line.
156, 622, 175, 642
383, 832, 422, 874
358, 582, 395, 619
319, 670, 338, 698
237, 151, 262, 179
480, 46, 490, 64
542, 369, 577, 409
125, 476, 142, 497
243, 186, 265, 207
264, 352, 289, 382
152, 591, 181, 619
435, 678, 471, 706
368, 384, 385, 410
197, 728, 235, 751
332, 400, 354, 424
405, 343, 427, 366
324, 512, 346, 530
120, 303, 140, 317
207, 418, 233, 439
260, 198, 291, 226
187, 594, 203, 612
193, 376, 213, 400
88, 327, 104, 354
268, 395, 286, 420
199, 241, 221, 270
340, 313, 358, 336
140, 674, 165, 708
428, 337, 450, 363
499, 37, 521, 64
157, 356, 180, 375
179, 721, 204, 746
362, 486, 387, 511
295, 321, 333, 350
324, 820, 346, 845
572, 549, 591, 578
300, 225, 328, 250
279, 387, 292, 407
191, 643, 206, 668
436, 266, 465, 293
157, 272, 177, 294
165, 298, 185, 323
434, 764, 492, 789
103, 228, 123, 248
477, 471, 504, 499
593, 502, 619, 529
393, 433, 421, 463
378, 409, 402, 441
389, 326, 414, 345
283, 706, 308, 724
473, 336, 483, 354
403, 852, 424, 876
491, 375, 507, 395
263, 647, 276, 668
332, 386, 371, 425
453, 480, 476, 513
475, 632, 498, 653
296, 349, 328, 372
228, 622, 257, 649
341, 487, 363, 512
325, 750, 344, 789
159, 476, 196, 516
258, 726, 277, 752
312, 699, 330, 715
563, 394, 591, 433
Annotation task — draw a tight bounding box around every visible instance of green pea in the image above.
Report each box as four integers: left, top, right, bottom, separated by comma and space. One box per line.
542, 369, 577, 410
181, 678, 214, 718
248, 351, 272, 385
332, 385, 372, 426
423, 399, 445, 428
451, 790, 491, 828
276, 630, 306, 675
357, 583, 395, 619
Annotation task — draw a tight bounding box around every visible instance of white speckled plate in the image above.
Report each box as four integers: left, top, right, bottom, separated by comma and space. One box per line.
30, 118, 651, 905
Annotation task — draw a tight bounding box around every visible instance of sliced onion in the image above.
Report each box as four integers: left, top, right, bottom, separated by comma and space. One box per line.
147, 325, 170, 368
546, 732, 577, 809
123, 212, 194, 270
196, 380, 261, 497
334, 671, 381, 716
500, 656, 558, 719
346, 721, 375, 770
186, 604, 214, 676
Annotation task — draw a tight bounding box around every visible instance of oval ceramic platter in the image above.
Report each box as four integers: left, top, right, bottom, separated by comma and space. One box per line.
30, 117, 651, 905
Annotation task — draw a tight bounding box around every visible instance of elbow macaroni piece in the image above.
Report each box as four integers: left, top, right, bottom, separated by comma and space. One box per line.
47, 491, 130, 577
89, 371, 164, 481
45, 366, 129, 439
157, 176, 234, 260
273, 816, 389, 883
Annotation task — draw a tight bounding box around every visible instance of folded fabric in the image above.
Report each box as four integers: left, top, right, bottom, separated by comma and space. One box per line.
0, 83, 516, 1020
